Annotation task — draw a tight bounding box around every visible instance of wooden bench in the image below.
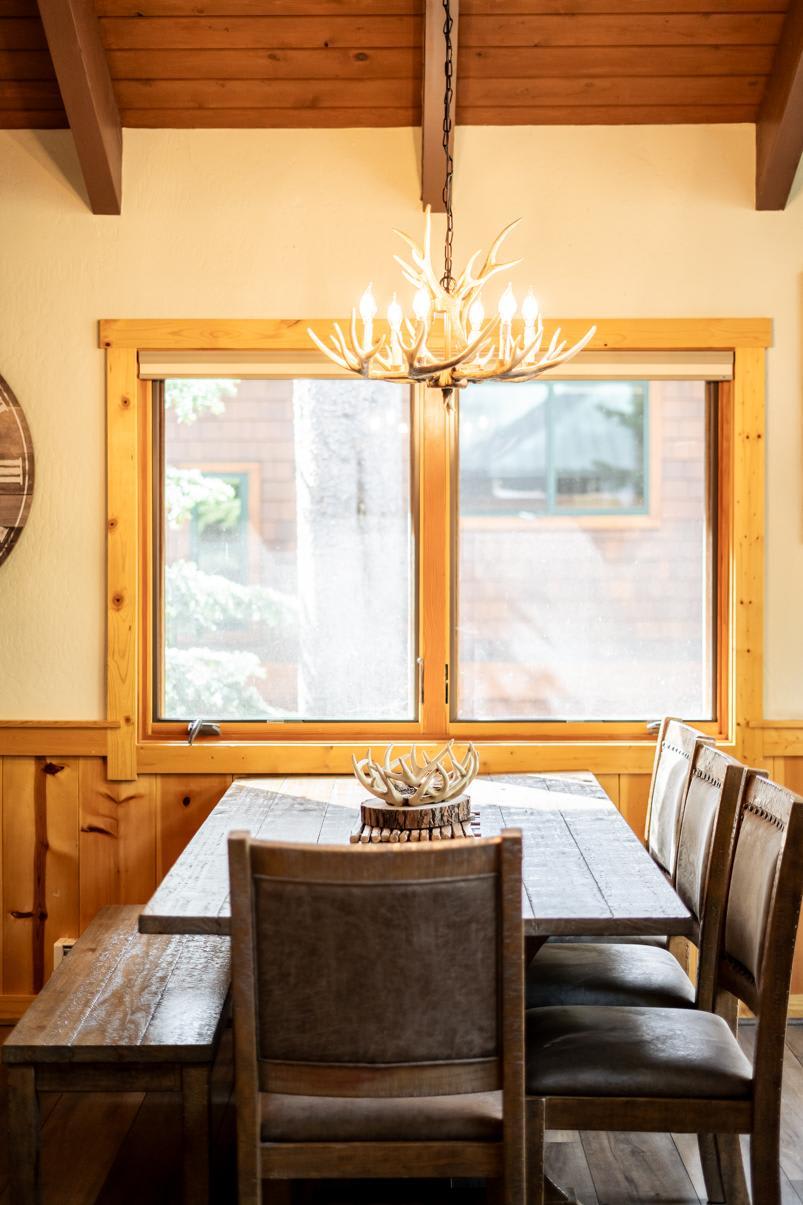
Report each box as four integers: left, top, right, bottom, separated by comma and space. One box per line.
1, 904, 231, 1205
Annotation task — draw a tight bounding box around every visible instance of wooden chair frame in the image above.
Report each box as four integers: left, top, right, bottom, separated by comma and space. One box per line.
526, 774, 803, 1205
228, 831, 526, 1204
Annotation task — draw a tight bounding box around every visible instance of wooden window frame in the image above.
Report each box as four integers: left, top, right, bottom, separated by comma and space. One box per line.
101, 319, 770, 780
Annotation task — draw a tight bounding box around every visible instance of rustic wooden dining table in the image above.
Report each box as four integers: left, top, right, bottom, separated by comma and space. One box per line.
140, 770, 691, 938
138, 770, 693, 1204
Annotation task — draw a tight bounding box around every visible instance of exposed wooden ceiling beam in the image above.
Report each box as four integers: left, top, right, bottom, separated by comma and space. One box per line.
421, 0, 458, 213
756, 0, 803, 210
36, 0, 122, 215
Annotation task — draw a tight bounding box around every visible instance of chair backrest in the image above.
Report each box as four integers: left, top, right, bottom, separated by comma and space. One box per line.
645, 716, 713, 877
716, 774, 803, 1104
674, 743, 746, 1008
228, 830, 524, 1106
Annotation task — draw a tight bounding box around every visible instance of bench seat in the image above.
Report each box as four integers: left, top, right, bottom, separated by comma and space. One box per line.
2, 904, 231, 1204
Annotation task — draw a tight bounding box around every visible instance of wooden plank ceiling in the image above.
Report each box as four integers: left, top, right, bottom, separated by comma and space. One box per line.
0, 0, 790, 131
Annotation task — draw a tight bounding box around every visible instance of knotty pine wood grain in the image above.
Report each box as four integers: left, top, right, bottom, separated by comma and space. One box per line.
616, 773, 652, 839
155, 775, 232, 880
98, 15, 421, 49
1, 758, 79, 994
78, 758, 157, 928
110, 73, 765, 111
106, 348, 139, 780
96, 44, 773, 81
93, 0, 788, 11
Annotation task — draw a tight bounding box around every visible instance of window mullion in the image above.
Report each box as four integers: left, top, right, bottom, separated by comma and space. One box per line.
419, 385, 451, 737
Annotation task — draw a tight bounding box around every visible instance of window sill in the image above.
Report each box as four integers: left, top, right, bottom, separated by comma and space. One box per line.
133, 737, 691, 776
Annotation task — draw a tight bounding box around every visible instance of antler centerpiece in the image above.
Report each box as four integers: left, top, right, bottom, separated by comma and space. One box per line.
308, 207, 596, 395
354, 740, 479, 805
351, 742, 480, 844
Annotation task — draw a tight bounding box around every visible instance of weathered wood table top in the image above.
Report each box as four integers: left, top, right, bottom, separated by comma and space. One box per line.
139, 771, 692, 939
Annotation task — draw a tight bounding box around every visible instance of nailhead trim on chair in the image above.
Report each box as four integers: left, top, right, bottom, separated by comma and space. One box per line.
663, 741, 691, 760
744, 801, 787, 830
691, 768, 723, 788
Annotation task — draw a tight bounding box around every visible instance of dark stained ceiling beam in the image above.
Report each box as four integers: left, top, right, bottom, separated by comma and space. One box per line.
756, 0, 803, 210
421, 0, 458, 213
36, 0, 122, 215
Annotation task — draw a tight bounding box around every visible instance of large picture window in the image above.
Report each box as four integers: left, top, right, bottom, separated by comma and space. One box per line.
150, 368, 719, 732
116, 323, 759, 766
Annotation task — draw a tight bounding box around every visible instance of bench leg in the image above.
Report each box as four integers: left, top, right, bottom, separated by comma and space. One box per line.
181, 1065, 211, 1205
7, 1066, 40, 1205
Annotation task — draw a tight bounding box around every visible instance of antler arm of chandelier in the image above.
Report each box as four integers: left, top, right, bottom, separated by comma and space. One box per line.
307, 207, 597, 388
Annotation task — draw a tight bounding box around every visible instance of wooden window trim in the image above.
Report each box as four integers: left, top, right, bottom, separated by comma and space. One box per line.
102, 318, 770, 780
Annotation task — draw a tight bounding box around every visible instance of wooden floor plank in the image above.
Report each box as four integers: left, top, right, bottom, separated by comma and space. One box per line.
545, 1131, 599, 1204
580, 1131, 700, 1202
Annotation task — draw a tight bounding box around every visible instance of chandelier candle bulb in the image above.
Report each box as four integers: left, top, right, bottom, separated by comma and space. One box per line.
523, 290, 539, 337
359, 285, 377, 347
468, 297, 485, 339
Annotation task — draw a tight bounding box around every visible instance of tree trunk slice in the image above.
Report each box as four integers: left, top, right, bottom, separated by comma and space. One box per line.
349, 796, 477, 844
359, 794, 471, 831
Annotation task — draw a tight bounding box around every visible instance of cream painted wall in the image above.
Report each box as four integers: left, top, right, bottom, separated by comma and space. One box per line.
0, 124, 800, 719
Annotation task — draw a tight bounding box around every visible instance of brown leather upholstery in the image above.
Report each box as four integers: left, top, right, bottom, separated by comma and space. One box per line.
724, 798, 786, 991
647, 719, 709, 876
261, 1091, 503, 1143
525, 1006, 752, 1100
674, 745, 740, 920
253, 874, 499, 1065
525, 943, 695, 1009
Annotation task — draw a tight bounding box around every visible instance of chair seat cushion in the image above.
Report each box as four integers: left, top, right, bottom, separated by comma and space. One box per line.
525, 1006, 753, 1100
526, 943, 696, 1009
261, 1091, 503, 1143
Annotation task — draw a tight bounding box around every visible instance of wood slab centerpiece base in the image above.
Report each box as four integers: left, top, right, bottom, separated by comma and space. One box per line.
350, 794, 477, 843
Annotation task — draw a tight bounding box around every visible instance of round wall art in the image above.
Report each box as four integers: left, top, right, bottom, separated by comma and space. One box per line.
0, 375, 34, 567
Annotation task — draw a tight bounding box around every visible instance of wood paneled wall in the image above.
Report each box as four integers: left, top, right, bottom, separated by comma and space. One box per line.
0, 755, 231, 1013
0, 755, 800, 1018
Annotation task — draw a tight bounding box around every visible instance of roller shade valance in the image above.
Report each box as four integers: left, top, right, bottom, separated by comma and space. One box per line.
138, 349, 734, 382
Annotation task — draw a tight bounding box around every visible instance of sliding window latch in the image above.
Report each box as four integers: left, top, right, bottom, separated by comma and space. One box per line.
187, 719, 221, 745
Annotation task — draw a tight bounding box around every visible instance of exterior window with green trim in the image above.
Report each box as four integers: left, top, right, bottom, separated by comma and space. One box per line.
189, 470, 250, 584
459, 380, 649, 517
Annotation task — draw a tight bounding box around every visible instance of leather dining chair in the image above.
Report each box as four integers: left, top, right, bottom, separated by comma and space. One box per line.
549, 716, 712, 952
227, 830, 527, 1204
525, 772, 803, 1205
526, 743, 746, 1010
645, 715, 715, 882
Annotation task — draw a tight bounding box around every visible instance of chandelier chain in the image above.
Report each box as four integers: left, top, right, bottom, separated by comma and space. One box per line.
441, 0, 455, 293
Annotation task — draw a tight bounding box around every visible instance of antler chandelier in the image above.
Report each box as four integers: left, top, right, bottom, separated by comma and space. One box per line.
309, 0, 595, 398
